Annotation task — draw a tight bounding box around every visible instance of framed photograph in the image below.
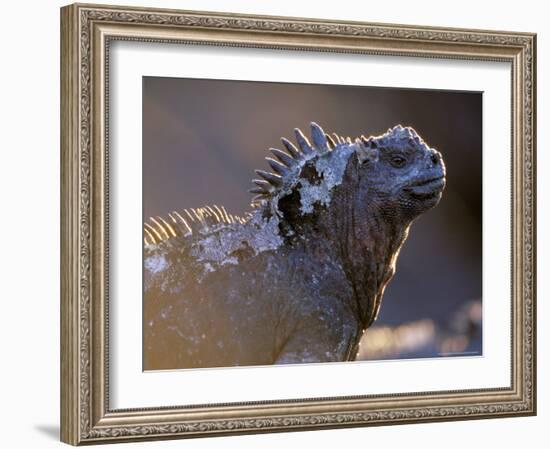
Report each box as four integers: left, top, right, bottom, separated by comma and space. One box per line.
60, 3, 536, 445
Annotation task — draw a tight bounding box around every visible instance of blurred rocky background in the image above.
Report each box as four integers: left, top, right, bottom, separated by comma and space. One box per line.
143, 76, 482, 361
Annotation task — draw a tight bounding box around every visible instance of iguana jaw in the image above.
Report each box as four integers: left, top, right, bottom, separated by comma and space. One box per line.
405, 175, 446, 200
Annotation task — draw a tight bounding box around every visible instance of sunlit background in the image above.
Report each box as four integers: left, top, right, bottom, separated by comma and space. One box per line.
143, 76, 482, 362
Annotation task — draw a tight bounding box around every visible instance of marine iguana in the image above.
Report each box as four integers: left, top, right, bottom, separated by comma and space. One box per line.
143, 123, 446, 370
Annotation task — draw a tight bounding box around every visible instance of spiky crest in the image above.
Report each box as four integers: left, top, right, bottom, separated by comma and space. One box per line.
143, 205, 247, 246
249, 122, 337, 205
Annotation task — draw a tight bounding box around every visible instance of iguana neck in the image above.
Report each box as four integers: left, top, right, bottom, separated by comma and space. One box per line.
347, 208, 409, 329
298, 195, 411, 330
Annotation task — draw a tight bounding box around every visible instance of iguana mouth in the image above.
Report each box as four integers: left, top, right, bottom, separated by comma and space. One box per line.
405, 176, 446, 199
412, 175, 445, 187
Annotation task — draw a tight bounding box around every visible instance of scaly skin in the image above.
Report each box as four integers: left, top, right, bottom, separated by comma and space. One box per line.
143, 123, 446, 370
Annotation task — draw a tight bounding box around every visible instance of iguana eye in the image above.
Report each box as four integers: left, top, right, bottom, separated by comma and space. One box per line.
390, 155, 407, 168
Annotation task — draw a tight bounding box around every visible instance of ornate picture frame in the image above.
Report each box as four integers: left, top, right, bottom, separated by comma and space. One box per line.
60, 2, 536, 445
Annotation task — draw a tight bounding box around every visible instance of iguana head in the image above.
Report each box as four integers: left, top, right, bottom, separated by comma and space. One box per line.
351, 124, 446, 222
252, 122, 445, 236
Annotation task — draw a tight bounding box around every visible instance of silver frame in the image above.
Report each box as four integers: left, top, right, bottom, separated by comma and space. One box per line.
61, 3, 536, 445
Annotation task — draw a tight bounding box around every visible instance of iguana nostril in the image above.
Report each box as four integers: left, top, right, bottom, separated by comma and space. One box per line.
431, 153, 439, 165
